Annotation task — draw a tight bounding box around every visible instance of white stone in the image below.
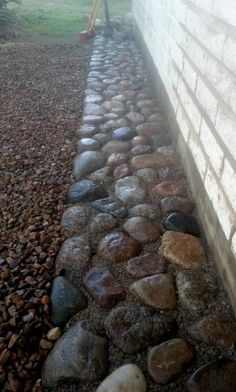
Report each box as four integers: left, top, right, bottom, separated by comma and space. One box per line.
96, 364, 147, 392
115, 176, 146, 204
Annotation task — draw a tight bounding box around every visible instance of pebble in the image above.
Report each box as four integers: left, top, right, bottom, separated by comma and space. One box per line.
50, 276, 88, 327
92, 197, 128, 219
113, 163, 130, 179
176, 270, 217, 312
129, 203, 161, 220
47, 327, 61, 341
159, 231, 206, 269
185, 359, 236, 392
123, 217, 161, 243
67, 179, 108, 203
73, 151, 106, 180
126, 253, 166, 278
112, 127, 136, 141
83, 267, 125, 308
131, 152, 176, 170
97, 231, 142, 263
147, 339, 195, 384
60, 205, 91, 236
152, 180, 187, 197
96, 364, 147, 392
102, 141, 130, 155
160, 196, 194, 214
89, 213, 118, 233
56, 236, 91, 280
187, 314, 236, 348
42, 320, 108, 386
163, 212, 201, 237
115, 176, 146, 204
130, 274, 176, 309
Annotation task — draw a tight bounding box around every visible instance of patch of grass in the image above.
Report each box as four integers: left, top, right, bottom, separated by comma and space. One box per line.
10, 0, 132, 39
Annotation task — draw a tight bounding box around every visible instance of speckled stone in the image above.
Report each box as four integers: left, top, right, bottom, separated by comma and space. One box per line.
67, 180, 108, 203
159, 231, 205, 269
73, 151, 106, 180
89, 213, 118, 233
126, 254, 166, 278
123, 217, 161, 243
91, 197, 128, 219
152, 181, 187, 198
113, 164, 130, 179
131, 153, 176, 170
160, 196, 194, 214
107, 153, 128, 167
60, 205, 92, 236
126, 112, 144, 124
129, 203, 161, 220
115, 176, 146, 204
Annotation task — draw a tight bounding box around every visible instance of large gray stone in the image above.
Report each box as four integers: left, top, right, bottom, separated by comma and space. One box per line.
73, 151, 106, 180
115, 176, 146, 204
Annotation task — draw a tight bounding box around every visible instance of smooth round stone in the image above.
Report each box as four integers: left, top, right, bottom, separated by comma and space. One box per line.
91, 197, 128, 219
77, 138, 100, 152
61, 205, 91, 236
152, 134, 172, 148
102, 141, 130, 155
73, 151, 106, 180
163, 212, 201, 237
89, 167, 112, 183
67, 180, 108, 203
160, 196, 194, 214
87, 81, 104, 91
83, 266, 125, 308
97, 232, 142, 263
137, 99, 155, 108
176, 270, 217, 312
96, 364, 147, 392
50, 277, 88, 327
115, 176, 146, 204
147, 339, 195, 384
113, 164, 130, 179
107, 153, 128, 167
131, 144, 152, 156
131, 153, 176, 170
93, 133, 110, 145
149, 113, 164, 123
126, 112, 144, 125
102, 100, 124, 110
116, 118, 129, 128
187, 314, 236, 349
185, 360, 236, 392
84, 103, 106, 116
123, 217, 161, 243
89, 213, 118, 233
130, 274, 176, 310
82, 115, 104, 124
112, 127, 136, 141
131, 135, 150, 146
136, 168, 158, 185
136, 122, 160, 136
126, 254, 166, 278
112, 94, 126, 102
159, 231, 206, 269
76, 124, 96, 137
56, 236, 91, 281
152, 181, 187, 198
42, 321, 108, 386
129, 204, 161, 220
85, 94, 103, 104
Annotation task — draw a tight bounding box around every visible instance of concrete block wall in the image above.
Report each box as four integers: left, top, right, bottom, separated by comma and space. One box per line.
132, 0, 236, 310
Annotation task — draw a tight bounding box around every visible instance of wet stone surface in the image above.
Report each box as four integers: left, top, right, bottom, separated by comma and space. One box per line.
41, 35, 236, 392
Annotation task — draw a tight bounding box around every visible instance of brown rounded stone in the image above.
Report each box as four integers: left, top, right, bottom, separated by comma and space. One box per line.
97, 232, 142, 263
131, 153, 176, 170
187, 314, 236, 348
83, 267, 125, 308
130, 274, 176, 310
136, 122, 161, 136
126, 254, 166, 278
147, 339, 195, 384
151, 181, 187, 198
123, 217, 162, 243
159, 231, 205, 269
113, 163, 130, 179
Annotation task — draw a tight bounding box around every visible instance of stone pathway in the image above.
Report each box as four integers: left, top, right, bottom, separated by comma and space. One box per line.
42, 36, 236, 391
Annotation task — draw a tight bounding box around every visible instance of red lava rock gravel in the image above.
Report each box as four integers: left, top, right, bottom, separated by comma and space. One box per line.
0, 39, 91, 391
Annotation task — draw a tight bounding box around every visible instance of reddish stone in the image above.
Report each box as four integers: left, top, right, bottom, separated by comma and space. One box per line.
152, 181, 187, 197
136, 122, 161, 136
113, 164, 130, 179
131, 153, 176, 170
83, 267, 125, 308
131, 136, 149, 146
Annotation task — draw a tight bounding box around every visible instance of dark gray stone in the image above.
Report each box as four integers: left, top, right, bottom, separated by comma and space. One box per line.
67, 180, 108, 203
91, 197, 128, 219
163, 212, 201, 237
73, 151, 106, 180
112, 127, 136, 141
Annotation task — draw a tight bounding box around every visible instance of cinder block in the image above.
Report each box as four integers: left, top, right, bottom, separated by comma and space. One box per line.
196, 77, 218, 124
200, 119, 224, 177
221, 159, 236, 211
